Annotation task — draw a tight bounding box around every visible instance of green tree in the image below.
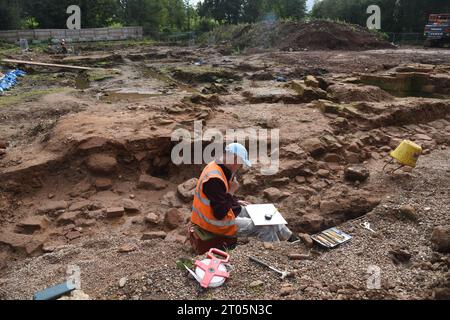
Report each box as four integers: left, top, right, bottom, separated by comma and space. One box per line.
198, 0, 243, 24
121, 0, 166, 35
23, 0, 74, 29
0, 0, 22, 29
166, 0, 187, 31
242, 0, 265, 23
81, 0, 121, 28
312, 0, 450, 33
272, 0, 307, 20
199, 0, 307, 24
22, 0, 120, 29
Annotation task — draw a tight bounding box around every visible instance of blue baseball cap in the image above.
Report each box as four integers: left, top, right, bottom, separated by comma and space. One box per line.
225, 143, 252, 167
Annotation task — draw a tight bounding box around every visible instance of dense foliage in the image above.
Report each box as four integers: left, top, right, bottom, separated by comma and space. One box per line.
312, 0, 450, 33
0, 0, 448, 34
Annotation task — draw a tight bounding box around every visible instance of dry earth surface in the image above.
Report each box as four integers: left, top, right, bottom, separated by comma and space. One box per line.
0, 40, 449, 300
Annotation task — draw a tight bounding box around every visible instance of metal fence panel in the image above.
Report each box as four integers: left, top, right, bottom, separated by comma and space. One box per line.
387, 33, 426, 46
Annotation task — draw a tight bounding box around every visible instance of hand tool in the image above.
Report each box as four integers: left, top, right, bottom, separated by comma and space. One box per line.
324, 229, 345, 241
322, 230, 344, 242
319, 232, 339, 244
315, 234, 335, 247
360, 222, 376, 233
249, 256, 289, 279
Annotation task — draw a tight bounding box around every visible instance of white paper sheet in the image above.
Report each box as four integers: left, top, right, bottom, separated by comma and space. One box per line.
245, 204, 288, 226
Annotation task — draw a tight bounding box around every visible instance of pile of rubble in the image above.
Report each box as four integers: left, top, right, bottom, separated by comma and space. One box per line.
206, 20, 395, 51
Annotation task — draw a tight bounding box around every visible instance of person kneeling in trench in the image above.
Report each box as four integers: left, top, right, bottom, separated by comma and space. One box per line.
191, 143, 298, 242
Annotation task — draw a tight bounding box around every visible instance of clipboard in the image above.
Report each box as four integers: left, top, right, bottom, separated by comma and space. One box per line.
245, 204, 288, 226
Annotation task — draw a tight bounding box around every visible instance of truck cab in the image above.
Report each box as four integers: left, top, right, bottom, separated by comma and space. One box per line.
424, 14, 450, 47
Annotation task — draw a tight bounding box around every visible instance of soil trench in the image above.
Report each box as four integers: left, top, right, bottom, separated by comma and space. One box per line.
0, 41, 449, 300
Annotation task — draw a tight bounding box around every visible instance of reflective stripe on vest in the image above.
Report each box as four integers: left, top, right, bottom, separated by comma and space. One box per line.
191, 206, 236, 227
193, 169, 223, 206
194, 191, 210, 206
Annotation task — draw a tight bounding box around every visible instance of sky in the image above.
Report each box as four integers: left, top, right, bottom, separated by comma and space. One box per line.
188, 0, 316, 12
306, 0, 315, 11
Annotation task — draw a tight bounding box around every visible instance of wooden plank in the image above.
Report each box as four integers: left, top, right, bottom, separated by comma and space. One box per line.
1, 59, 94, 71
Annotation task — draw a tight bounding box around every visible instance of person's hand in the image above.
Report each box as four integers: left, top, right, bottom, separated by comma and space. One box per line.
238, 200, 251, 206
229, 178, 239, 195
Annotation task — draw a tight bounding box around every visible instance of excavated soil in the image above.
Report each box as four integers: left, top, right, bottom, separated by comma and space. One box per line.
208, 20, 395, 51
0, 42, 449, 300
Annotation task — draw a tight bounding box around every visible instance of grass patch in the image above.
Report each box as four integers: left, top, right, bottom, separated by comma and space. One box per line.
197, 23, 251, 45
0, 87, 73, 107
0, 42, 20, 59
0, 38, 154, 60
0, 41, 49, 59
176, 257, 194, 270
93, 38, 155, 47
87, 68, 121, 82
77, 38, 156, 51
170, 65, 241, 83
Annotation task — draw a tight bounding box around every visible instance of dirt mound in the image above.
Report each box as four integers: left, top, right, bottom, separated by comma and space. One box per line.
224, 20, 395, 51
277, 20, 394, 51
327, 83, 395, 103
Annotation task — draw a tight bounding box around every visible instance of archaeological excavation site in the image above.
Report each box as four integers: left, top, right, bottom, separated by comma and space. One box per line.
0, 5, 449, 302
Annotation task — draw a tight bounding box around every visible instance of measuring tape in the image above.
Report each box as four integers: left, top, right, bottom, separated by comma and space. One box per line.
185, 248, 230, 288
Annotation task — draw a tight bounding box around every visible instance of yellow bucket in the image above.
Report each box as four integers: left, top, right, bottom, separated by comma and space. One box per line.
390, 140, 422, 167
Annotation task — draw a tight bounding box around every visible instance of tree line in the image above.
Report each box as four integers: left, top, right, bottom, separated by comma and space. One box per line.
1, 0, 449, 35
0, 0, 194, 35
198, 0, 306, 24
0, 0, 307, 34
312, 0, 450, 33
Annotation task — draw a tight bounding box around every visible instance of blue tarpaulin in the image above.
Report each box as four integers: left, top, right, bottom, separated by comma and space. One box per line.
0, 69, 26, 94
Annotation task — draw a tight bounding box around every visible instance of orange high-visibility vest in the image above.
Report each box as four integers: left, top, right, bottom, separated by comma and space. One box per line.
191, 161, 237, 236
